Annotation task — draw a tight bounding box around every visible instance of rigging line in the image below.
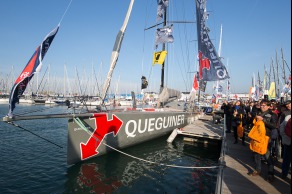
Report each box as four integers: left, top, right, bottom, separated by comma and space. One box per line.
58, 0, 73, 25
75, 67, 83, 95
7, 122, 63, 149
173, 2, 192, 91
104, 143, 219, 169
93, 65, 102, 97
176, 20, 190, 91
75, 117, 219, 169
141, 0, 151, 78
39, 78, 48, 95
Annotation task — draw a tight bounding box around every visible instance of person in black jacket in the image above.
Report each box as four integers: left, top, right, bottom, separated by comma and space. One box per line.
221, 101, 232, 133
249, 99, 278, 182
232, 100, 247, 145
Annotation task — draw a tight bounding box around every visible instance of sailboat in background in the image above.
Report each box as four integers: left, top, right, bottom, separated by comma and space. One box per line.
3, 0, 227, 165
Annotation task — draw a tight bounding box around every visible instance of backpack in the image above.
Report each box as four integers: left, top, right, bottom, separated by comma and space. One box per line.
285, 118, 291, 138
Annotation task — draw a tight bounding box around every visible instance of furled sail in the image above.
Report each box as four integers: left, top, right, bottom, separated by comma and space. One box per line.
158, 87, 181, 104
101, 0, 135, 102
195, 0, 229, 81
8, 25, 59, 117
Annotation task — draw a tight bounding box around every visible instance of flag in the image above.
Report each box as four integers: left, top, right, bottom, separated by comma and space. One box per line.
282, 80, 291, 95
192, 74, 199, 91
211, 94, 216, 103
254, 85, 259, 101
153, 51, 167, 65
8, 25, 59, 116
155, 25, 174, 49
141, 76, 148, 89
195, 0, 229, 81
156, 0, 169, 21
268, 82, 276, 99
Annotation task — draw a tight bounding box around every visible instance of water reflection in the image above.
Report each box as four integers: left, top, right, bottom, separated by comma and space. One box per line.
65, 136, 220, 194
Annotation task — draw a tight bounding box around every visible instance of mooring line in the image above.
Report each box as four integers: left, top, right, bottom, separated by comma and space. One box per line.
74, 117, 219, 169
104, 143, 219, 169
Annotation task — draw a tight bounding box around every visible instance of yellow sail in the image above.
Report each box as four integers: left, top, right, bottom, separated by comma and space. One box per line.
153, 51, 167, 65
268, 82, 276, 99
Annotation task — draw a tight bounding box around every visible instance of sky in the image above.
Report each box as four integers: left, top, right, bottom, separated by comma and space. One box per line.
0, 0, 291, 96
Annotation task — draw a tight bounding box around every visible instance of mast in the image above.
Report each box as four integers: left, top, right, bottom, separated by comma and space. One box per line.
64, 65, 66, 96
215, 24, 223, 98
281, 48, 287, 83
271, 58, 277, 98
160, 6, 167, 93
101, 0, 135, 102
275, 50, 280, 96
263, 64, 267, 94
268, 62, 272, 89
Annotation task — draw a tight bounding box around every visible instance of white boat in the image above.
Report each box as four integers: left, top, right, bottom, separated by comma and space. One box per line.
118, 97, 133, 106
19, 98, 35, 104
3, 0, 229, 165
45, 98, 57, 105
0, 97, 9, 104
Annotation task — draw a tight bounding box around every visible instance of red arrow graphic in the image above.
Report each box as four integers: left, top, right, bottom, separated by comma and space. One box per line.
80, 113, 123, 160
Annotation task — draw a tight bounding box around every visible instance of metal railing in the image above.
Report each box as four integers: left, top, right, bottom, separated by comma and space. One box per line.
215, 114, 227, 194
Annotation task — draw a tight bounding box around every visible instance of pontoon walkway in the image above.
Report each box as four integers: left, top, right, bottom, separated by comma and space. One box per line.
172, 115, 291, 194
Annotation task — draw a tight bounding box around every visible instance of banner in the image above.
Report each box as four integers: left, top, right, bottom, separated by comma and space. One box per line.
193, 74, 199, 91
155, 25, 174, 49
195, 0, 229, 81
8, 25, 59, 116
153, 51, 167, 65
156, 0, 169, 21
141, 76, 148, 89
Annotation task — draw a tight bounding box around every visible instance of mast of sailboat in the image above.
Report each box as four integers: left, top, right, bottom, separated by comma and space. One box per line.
271, 57, 277, 97
275, 50, 280, 96
101, 0, 135, 103
263, 64, 267, 94
268, 62, 272, 91
160, 5, 167, 93
281, 48, 291, 73
281, 48, 286, 83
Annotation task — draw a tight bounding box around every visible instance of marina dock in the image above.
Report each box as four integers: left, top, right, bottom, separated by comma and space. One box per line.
175, 115, 291, 194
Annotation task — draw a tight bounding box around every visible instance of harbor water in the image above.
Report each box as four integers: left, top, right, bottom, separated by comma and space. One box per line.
0, 104, 220, 193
